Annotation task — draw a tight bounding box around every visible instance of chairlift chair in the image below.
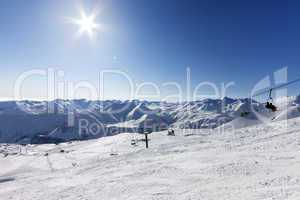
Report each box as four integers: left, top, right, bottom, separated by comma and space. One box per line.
265, 89, 277, 112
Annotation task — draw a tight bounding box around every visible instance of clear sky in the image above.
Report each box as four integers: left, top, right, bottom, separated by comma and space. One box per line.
0, 0, 298, 101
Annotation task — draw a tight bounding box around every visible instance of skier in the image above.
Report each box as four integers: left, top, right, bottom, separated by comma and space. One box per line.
168, 128, 175, 136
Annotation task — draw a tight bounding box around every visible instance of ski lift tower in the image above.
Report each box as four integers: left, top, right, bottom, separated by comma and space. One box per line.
138, 120, 153, 149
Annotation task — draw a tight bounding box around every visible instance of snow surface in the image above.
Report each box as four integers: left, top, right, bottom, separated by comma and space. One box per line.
1, 116, 300, 199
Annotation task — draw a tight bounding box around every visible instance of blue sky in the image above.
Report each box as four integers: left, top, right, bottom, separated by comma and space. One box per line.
0, 0, 298, 101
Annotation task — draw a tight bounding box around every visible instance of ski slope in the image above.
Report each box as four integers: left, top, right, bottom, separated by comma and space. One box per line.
1, 117, 300, 199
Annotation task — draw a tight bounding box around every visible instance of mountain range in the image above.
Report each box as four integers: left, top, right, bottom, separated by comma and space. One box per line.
1, 95, 300, 143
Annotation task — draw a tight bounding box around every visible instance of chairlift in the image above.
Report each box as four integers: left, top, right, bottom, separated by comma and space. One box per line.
252, 76, 300, 112
265, 89, 277, 112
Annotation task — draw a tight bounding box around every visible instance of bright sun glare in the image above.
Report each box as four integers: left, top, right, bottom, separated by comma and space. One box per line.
72, 9, 100, 38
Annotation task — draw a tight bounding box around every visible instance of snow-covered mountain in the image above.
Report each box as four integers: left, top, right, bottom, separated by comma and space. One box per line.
1, 96, 300, 143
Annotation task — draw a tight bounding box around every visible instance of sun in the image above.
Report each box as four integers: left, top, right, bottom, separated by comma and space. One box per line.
72, 9, 100, 38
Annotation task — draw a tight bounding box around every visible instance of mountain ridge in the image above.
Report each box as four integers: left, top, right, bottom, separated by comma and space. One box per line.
1, 96, 300, 143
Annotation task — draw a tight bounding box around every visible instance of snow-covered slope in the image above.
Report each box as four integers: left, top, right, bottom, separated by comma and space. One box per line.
1, 116, 300, 199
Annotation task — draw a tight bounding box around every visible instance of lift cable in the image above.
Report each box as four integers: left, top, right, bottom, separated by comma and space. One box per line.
251, 77, 300, 98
